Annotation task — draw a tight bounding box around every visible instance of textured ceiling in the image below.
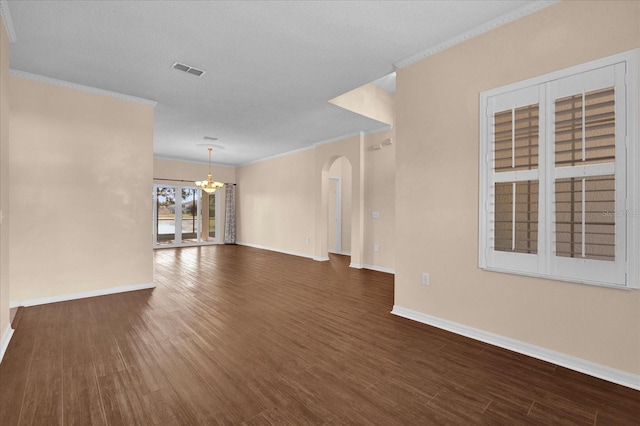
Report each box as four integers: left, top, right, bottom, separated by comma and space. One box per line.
5, 0, 545, 165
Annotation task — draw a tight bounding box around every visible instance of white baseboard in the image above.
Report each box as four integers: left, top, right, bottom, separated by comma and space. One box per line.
10, 282, 156, 308
236, 241, 315, 260
391, 305, 640, 391
363, 264, 395, 274
0, 325, 14, 364
235, 243, 392, 274
236, 242, 396, 275
329, 250, 352, 256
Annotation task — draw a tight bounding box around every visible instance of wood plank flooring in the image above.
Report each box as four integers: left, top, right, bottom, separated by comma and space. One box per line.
0, 245, 638, 425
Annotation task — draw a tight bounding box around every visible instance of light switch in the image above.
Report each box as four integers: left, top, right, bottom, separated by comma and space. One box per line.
371, 211, 379, 219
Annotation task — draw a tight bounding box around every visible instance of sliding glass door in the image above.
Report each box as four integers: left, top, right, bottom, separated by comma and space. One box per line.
155, 187, 176, 245
153, 184, 219, 248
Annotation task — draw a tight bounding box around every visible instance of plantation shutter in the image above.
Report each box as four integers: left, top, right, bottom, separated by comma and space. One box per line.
549, 64, 627, 286
484, 85, 543, 274
479, 51, 638, 288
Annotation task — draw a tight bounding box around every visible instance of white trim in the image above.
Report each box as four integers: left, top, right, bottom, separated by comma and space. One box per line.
393, 1, 558, 69
362, 264, 395, 274
153, 156, 236, 169
9, 69, 157, 106
10, 282, 156, 308
236, 241, 314, 260
391, 305, 640, 391
0, 325, 14, 364
328, 250, 351, 256
235, 243, 391, 274
314, 130, 364, 148
239, 144, 315, 167
238, 127, 391, 167
626, 50, 640, 288
154, 241, 220, 250
0, 0, 17, 43
364, 125, 393, 135
314, 127, 391, 148
481, 266, 633, 291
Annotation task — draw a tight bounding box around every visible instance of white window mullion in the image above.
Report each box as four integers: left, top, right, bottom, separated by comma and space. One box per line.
197, 189, 202, 243
538, 83, 549, 275
581, 91, 586, 162
152, 187, 159, 247
511, 107, 516, 169
175, 187, 183, 243
512, 182, 516, 251
581, 178, 586, 258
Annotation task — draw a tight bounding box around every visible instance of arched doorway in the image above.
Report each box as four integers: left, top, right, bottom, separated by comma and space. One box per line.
314, 132, 364, 268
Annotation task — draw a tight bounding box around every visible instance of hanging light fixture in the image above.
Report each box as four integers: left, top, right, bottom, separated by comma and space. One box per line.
195, 147, 224, 193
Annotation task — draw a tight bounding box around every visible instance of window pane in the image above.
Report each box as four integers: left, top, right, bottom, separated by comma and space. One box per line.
555, 175, 615, 261
156, 187, 175, 245
555, 87, 615, 167
494, 181, 538, 254
208, 192, 216, 239
182, 188, 198, 243
494, 182, 513, 252
493, 104, 539, 172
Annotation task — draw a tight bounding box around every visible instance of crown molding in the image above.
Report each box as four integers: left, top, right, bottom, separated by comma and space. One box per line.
313, 130, 363, 148
239, 126, 392, 167
9, 69, 158, 107
393, 0, 559, 69
153, 155, 235, 168
239, 143, 315, 167
0, 0, 16, 43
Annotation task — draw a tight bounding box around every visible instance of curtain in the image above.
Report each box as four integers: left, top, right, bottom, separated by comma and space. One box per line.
224, 184, 236, 244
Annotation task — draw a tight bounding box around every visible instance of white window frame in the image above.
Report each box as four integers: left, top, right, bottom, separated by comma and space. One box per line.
152, 184, 221, 248
479, 49, 639, 289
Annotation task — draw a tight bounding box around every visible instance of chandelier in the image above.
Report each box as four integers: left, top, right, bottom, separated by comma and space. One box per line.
195, 147, 224, 193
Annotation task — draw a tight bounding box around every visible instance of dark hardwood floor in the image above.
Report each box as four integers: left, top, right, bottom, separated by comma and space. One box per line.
0, 245, 638, 425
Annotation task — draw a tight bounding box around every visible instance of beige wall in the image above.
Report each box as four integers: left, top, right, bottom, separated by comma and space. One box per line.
329, 82, 394, 126
153, 157, 236, 242
9, 77, 154, 302
236, 129, 395, 271
154, 157, 236, 184
395, 0, 640, 374
236, 148, 316, 256
364, 129, 394, 271
0, 20, 10, 339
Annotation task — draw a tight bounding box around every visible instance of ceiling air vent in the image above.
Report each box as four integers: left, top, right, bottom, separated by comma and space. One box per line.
171, 62, 206, 77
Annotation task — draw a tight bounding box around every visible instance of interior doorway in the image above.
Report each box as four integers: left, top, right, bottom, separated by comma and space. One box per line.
328, 177, 342, 254
326, 156, 352, 257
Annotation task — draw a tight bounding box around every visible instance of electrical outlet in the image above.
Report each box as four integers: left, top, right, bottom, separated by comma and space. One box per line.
421, 273, 430, 286
306, 236, 311, 244
374, 244, 380, 252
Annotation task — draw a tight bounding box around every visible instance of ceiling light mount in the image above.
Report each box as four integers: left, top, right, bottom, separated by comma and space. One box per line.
195, 147, 224, 194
